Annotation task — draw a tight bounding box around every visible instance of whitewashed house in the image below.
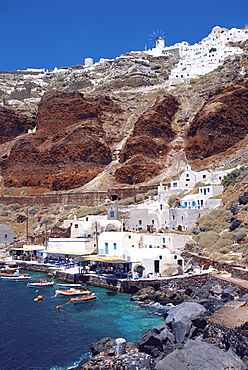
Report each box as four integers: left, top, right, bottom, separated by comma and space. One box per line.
0, 224, 14, 245
97, 231, 186, 277
180, 185, 224, 209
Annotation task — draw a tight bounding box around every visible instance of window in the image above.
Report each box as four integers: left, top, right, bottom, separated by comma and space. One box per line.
110, 211, 115, 218
113, 243, 117, 250
86, 217, 88, 221
174, 255, 177, 259
75, 224, 78, 229
162, 237, 165, 243
128, 235, 131, 239
159, 255, 162, 260
203, 174, 206, 179
160, 204, 163, 210
139, 220, 142, 225
186, 173, 189, 177
105, 243, 109, 254
173, 182, 177, 188
152, 220, 154, 225
208, 188, 210, 192
4, 234, 7, 239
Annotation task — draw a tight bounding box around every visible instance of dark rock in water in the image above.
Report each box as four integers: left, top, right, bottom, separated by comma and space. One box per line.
90, 337, 116, 356
138, 329, 163, 357
166, 302, 207, 325
155, 340, 247, 370
239, 192, 248, 205
106, 291, 117, 296
131, 286, 156, 302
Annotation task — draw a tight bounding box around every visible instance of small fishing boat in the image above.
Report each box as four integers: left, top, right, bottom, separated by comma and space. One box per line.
27, 279, 54, 288
70, 294, 97, 304
1, 275, 31, 281
55, 288, 92, 296
0, 271, 29, 277
56, 283, 85, 289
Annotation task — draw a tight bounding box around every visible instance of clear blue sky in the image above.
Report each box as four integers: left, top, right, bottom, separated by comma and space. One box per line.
0, 0, 247, 71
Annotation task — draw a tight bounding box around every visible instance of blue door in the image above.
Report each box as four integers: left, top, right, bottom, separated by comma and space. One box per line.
105, 243, 109, 254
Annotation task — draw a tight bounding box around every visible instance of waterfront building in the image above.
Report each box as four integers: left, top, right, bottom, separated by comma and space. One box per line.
0, 224, 14, 245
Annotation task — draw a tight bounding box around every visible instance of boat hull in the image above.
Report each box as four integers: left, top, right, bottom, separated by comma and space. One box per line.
27, 282, 54, 288
55, 289, 91, 296
1, 276, 31, 281
70, 295, 97, 304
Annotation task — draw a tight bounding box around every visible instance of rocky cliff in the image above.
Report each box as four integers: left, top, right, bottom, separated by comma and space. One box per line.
0, 46, 247, 193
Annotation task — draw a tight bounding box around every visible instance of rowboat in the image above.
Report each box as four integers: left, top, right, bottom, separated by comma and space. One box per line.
27, 279, 54, 288
55, 288, 92, 296
1, 275, 31, 281
70, 294, 97, 304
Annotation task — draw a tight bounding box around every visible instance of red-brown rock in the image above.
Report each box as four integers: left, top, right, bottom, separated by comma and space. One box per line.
185, 82, 248, 160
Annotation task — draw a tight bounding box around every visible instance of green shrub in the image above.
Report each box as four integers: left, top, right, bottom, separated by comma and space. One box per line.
221, 166, 246, 187
197, 231, 219, 249
197, 209, 233, 233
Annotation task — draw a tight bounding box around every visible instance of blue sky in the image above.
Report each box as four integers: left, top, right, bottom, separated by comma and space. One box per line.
0, 0, 247, 71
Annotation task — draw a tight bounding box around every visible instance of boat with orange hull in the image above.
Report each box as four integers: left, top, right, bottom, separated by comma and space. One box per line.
1, 275, 31, 281
55, 288, 91, 296
27, 279, 54, 288
70, 294, 97, 304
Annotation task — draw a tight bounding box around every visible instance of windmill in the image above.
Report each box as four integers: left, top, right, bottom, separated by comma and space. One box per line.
149, 29, 166, 49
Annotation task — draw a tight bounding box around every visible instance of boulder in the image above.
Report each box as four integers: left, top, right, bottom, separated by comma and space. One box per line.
239, 192, 248, 205
90, 337, 115, 356
155, 340, 247, 370
172, 316, 194, 344
131, 286, 156, 302
230, 219, 242, 231
166, 302, 207, 325
138, 329, 163, 357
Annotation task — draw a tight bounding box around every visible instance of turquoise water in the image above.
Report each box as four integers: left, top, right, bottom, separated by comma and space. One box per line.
0, 271, 163, 370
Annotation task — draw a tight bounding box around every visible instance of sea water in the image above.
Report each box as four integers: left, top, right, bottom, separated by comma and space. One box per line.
0, 271, 163, 370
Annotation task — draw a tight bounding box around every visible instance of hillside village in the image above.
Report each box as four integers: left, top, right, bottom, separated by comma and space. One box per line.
0, 25, 247, 280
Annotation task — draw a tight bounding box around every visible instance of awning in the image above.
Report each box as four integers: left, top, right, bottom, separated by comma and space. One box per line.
11, 247, 45, 252
42, 250, 94, 256
83, 255, 129, 263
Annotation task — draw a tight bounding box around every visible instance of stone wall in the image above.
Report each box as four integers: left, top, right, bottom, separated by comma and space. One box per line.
0, 185, 157, 207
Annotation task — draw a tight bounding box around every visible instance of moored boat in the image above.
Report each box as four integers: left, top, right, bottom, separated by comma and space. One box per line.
0, 271, 30, 277
55, 288, 91, 296
27, 279, 54, 288
1, 275, 31, 281
56, 283, 85, 288
70, 294, 97, 304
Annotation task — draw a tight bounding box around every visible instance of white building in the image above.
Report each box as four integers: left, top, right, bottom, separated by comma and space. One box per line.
180, 185, 224, 209
97, 231, 186, 277
142, 26, 248, 79
63, 214, 121, 238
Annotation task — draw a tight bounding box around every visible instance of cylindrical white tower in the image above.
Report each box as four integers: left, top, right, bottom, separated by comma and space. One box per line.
84, 57, 94, 67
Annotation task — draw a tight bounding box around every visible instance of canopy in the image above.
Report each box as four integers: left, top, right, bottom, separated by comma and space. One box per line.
11, 247, 45, 252
42, 250, 93, 256
83, 255, 129, 263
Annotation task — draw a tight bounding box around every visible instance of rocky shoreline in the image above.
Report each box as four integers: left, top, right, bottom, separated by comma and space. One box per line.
72, 275, 248, 369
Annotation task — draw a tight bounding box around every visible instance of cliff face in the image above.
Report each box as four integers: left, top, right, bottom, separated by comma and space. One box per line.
0, 92, 124, 190
0, 50, 247, 192
185, 80, 248, 160
115, 94, 179, 184
0, 107, 35, 144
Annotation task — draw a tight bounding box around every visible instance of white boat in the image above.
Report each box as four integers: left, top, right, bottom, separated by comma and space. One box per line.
56, 283, 85, 288
1, 275, 31, 281
27, 279, 54, 288
55, 288, 92, 296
